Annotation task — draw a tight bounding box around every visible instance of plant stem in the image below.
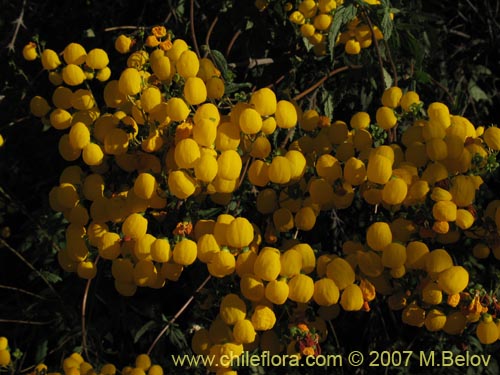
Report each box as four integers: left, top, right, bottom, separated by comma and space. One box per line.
0, 238, 61, 301
104, 25, 145, 32
226, 30, 242, 57
204, 16, 219, 57
6, 0, 26, 52
81, 256, 99, 360
362, 10, 386, 90
0, 318, 54, 325
190, 0, 200, 57
237, 156, 252, 190
147, 274, 211, 355
292, 65, 362, 102
0, 284, 48, 300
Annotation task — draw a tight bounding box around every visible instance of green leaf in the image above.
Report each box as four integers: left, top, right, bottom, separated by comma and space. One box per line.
134, 320, 157, 344
321, 89, 335, 119
12, 348, 23, 360
380, 8, 393, 41
197, 207, 223, 219
84, 28, 95, 38
468, 81, 490, 103
210, 49, 232, 82
34, 339, 48, 364
224, 82, 252, 95
415, 70, 431, 84
40, 270, 62, 284
168, 325, 188, 349
382, 67, 393, 89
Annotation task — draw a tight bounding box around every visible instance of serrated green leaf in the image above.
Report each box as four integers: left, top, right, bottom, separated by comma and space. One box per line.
84, 28, 95, 38
415, 70, 431, 84
245, 19, 254, 30
168, 326, 188, 349
197, 207, 223, 219
210, 49, 232, 82
134, 320, 157, 344
321, 90, 335, 119
225, 82, 252, 95
381, 9, 393, 40
468, 81, 490, 102
382, 67, 393, 89
40, 270, 62, 284
34, 339, 48, 363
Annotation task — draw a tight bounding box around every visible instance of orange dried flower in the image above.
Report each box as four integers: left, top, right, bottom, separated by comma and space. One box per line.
318, 115, 330, 128
152, 26, 167, 38
302, 346, 315, 356
264, 221, 278, 244
468, 294, 483, 315
145, 35, 160, 48
173, 221, 193, 236
360, 279, 376, 302
297, 323, 309, 332
159, 39, 173, 51
447, 293, 461, 308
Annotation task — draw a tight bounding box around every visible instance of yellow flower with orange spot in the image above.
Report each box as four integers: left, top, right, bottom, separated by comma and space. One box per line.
152, 26, 167, 38
159, 39, 173, 51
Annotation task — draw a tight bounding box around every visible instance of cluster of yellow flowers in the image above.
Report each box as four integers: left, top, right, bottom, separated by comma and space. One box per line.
22, 20, 500, 373
286, 0, 387, 56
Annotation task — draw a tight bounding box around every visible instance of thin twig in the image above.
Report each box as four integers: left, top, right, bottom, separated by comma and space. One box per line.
383, 38, 398, 87
226, 30, 242, 57
448, 29, 471, 39
6, 0, 26, 52
237, 156, 252, 190
430, 77, 455, 106
147, 274, 211, 355
228, 58, 274, 69
81, 257, 99, 360
164, 10, 173, 24
0, 238, 61, 300
266, 74, 286, 89
0, 186, 63, 253
362, 10, 386, 90
103, 25, 145, 32
0, 284, 48, 300
292, 65, 362, 102
204, 16, 219, 58
280, 128, 295, 149
0, 318, 54, 325
190, 0, 200, 57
